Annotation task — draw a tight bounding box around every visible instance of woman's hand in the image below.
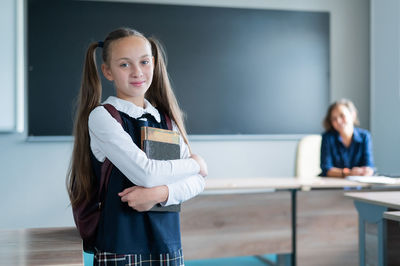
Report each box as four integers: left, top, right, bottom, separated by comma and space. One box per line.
190, 154, 208, 177
119, 185, 169, 212
350, 167, 364, 176
351, 166, 374, 176
362, 166, 374, 176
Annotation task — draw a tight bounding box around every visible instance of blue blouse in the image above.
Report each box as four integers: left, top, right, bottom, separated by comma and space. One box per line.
320, 127, 375, 176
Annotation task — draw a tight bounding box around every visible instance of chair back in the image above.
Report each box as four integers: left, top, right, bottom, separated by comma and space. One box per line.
295, 135, 322, 179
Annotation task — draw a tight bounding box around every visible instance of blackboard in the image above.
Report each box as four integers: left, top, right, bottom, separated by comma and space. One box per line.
28, 0, 329, 136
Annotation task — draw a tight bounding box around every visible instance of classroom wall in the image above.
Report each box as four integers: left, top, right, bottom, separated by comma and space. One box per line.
0, 0, 371, 229
370, 0, 400, 176
0, 0, 15, 131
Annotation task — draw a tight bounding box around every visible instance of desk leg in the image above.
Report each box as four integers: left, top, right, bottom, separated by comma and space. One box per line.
354, 201, 387, 266
291, 189, 297, 266
358, 210, 366, 266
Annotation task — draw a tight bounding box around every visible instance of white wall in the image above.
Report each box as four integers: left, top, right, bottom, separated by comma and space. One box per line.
0, 0, 15, 131
370, 0, 400, 175
0, 0, 370, 229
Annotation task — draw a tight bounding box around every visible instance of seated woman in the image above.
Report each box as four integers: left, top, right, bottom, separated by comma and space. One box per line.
320, 99, 375, 177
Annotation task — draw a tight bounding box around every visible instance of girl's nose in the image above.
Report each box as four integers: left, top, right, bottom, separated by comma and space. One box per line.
131, 65, 143, 77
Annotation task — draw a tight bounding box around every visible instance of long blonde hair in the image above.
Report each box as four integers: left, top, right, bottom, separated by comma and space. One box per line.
66, 27, 190, 208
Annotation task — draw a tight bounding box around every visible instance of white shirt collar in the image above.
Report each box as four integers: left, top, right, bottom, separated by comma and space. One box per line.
103, 96, 161, 122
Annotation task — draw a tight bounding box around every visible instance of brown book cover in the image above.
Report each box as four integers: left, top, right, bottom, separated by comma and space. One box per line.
141, 126, 181, 212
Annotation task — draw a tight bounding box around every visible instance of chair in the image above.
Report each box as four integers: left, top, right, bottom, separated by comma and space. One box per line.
295, 135, 322, 179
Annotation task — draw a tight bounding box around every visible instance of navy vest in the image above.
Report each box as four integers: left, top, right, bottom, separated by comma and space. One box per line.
91, 109, 181, 254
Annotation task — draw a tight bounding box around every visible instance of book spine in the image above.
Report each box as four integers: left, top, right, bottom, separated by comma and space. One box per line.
150, 204, 181, 212
141, 127, 148, 150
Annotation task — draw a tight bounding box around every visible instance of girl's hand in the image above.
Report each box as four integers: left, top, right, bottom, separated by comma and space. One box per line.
119, 185, 169, 212
190, 154, 208, 177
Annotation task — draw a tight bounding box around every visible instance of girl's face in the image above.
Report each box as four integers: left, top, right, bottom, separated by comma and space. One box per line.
102, 36, 154, 107
330, 104, 354, 134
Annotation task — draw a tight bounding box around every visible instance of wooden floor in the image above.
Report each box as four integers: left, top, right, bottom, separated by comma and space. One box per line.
0, 227, 83, 266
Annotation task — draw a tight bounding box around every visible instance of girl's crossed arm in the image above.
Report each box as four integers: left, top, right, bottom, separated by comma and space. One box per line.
119, 174, 205, 211
119, 130, 207, 211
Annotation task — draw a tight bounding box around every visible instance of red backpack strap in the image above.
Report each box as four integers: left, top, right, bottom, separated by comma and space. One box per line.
165, 113, 172, 130
98, 104, 123, 204
77, 104, 124, 252
103, 103, 123, 125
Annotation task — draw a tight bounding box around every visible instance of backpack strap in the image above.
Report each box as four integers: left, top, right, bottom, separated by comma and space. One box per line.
97, 104, 123, 206
164, 113, 172, 130
103, 103, 123, 125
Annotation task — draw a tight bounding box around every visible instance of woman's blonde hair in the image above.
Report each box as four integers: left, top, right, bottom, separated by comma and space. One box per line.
322, 98, 360, 131
66, 27, 189, 208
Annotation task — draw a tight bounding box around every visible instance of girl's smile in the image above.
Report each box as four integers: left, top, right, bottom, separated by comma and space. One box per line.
130, 81, 146, 87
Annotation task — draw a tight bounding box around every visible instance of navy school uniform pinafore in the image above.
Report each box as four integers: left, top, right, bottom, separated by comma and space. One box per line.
90, 108, 183, 266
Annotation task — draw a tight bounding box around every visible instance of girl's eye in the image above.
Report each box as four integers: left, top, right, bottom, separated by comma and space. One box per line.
141, 60, 150, 65
120, 63, 129, 68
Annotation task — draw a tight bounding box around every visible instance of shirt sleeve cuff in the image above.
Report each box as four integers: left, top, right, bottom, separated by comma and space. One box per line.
160, 184, 177, 206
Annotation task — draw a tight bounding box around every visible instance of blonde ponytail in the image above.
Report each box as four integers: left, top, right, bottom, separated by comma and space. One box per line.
66, 42, 102, 208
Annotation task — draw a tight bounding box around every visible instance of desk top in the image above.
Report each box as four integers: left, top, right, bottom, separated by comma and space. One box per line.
205, 177, 371, 192
300, 177, 370, 190
205, 177, 301, 191
345, 191, 400, 209
384, 211, 400, 222
0, 227, 82, 265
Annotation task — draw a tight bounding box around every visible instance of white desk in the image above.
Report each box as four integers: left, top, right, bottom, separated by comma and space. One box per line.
345, 191, 400, 266
182, 177, 368, 266
205, 176, 371, 191
182, 177, 300, 266
205, 177, 301, 191
384, 211, 400, 222
300, 176, 370, 190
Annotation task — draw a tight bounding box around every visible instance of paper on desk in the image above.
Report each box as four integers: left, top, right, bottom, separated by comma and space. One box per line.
346, 176, 400, 184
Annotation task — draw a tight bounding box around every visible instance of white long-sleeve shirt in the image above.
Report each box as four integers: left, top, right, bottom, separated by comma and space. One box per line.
88, 96, 205, 205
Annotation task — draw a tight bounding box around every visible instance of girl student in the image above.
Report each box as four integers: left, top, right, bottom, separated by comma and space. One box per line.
67, 27, 208, 265
320, 99, 375, 177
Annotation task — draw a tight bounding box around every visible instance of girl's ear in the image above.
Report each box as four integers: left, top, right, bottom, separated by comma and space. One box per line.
101, 63, 113, 81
